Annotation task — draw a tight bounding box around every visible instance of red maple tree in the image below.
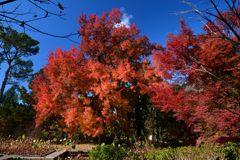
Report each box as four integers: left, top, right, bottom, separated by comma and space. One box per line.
150, 12, 240, 138
31, 9, 160, 137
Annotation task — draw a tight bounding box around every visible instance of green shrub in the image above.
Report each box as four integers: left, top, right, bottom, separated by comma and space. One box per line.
90, 141, 240, 160
216, 142, 240, 160
143, 142, 227, 160
89, 143, 127, 160
144, 147, 175, 160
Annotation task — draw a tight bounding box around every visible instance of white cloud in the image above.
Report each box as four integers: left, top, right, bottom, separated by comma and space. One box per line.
115, 7, 133, 28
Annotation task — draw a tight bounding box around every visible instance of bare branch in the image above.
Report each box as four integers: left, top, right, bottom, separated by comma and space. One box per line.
209, 0, 240, 42
0, 0, 79, 41
175, 0, 240, 49
224, 0, 240, 21
0, 13, 79, 38
27, 0, 66, 20
24, 24, 79, 38
48, 0, 58, 7
1, 3, 22, 14
0, 0, 16, 6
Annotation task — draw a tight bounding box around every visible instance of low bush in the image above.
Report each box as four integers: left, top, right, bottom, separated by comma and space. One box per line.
144, 142, 240, 160
216, 142, 240, 160
93, 141, 240, 160
89, 143, 127, 160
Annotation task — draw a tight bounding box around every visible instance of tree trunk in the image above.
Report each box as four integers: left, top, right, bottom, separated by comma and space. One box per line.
98, 134, 105, 145
127, 133, 130, 146
118, 131, 122, 144
0, 66, 11, 104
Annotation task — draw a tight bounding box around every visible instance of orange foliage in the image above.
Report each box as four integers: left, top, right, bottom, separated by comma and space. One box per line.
31, 9, 160, 137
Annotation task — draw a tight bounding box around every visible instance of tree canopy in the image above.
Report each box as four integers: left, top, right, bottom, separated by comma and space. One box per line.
0, 25, 39, 104
150, 7, 240, 138
31, 8, 160, 137
30, 1, 240, 143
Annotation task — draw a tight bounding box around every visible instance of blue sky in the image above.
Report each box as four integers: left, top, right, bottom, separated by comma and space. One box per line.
0, 0, 226, 92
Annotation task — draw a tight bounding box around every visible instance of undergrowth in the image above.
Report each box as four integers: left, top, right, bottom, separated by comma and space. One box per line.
89, 141, 240, 160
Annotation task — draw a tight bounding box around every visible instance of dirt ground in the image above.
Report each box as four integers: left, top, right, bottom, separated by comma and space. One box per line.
53, 143, 97, 150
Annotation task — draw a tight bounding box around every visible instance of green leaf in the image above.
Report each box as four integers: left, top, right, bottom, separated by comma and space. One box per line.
72, 145, 76, 149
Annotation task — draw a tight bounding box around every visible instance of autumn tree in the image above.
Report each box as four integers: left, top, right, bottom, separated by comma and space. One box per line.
31, 9, 160, 137
0, 25, 39, 104
150, 3, 240, 139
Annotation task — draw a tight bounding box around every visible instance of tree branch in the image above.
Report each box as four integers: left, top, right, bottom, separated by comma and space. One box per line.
224, 0, 240, 21
0, 13, 79, 38
0, 0, 16, 6
209, 0, 240, 42
176, 0, 240, 49
28, 0, 65, 20
201, 66, 240, 91
213, 101, 240, 117
0, 0, 79, 41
